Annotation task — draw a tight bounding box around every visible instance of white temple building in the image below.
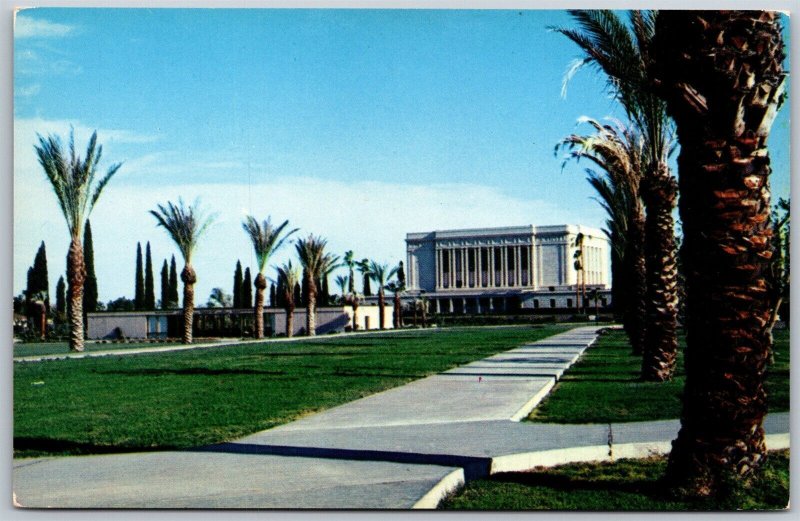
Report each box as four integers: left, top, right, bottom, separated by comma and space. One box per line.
405, 224, 611, 314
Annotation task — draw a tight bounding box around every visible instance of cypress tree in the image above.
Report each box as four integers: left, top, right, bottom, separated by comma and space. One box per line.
83, 222, 98, 315
321, 275, 330, 306
269, 283, 277, 308
242, 267, 253, 308
134, 242, 144, 310
31, 242, 50, 308
169, 255, 179, 307
56, 276, 66, 317
293, 282, 302, 308
144, 242, 155, 310
275, 278, 286, 308
233, 261, 243, 309
397, 261, 406, 287
160, 259, 169, 309
25, 266, 35, 301
301, 269, 309, 306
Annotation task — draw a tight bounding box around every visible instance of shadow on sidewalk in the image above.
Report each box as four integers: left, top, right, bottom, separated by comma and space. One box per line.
192, 442, 494, 480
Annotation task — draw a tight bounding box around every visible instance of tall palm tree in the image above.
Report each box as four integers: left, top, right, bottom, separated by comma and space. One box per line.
34, 130, 121, 352
368, 261, 399, 330
557, 118, 647, 354
275, 261, 300, 338
556, 10, 679, 381
358, 258, 372, 296
242, 216, 297, 339
150, 199, 213, 344
652, 10, 787, 495
343, 251, 357, 294
295, 235, 339, 336
572, 232, 585, 313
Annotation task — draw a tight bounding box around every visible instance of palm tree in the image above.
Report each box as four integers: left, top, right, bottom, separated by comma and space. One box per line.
345, 290, 363, 331
295, 235, 339, 336
572, 232, 585, 313
368, 261, 399, 330
587, 287, 601, 319
34, 130, 121, 352
150, 199, 214, 344
557, 118, 647, 354
651, 10, 787, 495
334, 274, 349, 303
343, 251, 357, 293
358, 258, 372, 296
385, 280, 404, 329
275, 261, 300, 338
556, 10, 679, 381
242, 216, 297, 339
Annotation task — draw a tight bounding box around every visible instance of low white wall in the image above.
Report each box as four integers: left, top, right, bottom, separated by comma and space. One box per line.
87, 313, 148, 339
271, 305, 393, 336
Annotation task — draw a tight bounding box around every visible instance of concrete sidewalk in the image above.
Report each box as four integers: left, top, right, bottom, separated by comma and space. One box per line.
12, 326, 791, 509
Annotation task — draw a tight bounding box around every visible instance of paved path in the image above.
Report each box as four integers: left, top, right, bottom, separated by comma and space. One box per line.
13, 326, 790, 509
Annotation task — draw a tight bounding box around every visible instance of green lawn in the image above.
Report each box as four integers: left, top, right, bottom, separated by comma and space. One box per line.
528, 328, 789, 423
440, 450, 789, 511
13, 340, 185, 358
14, 325, 568, 458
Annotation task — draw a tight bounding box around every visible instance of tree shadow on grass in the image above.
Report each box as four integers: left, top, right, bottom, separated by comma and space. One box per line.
15, 437, 181, 457
490, 468, 665, 499
99, 368, 292, 377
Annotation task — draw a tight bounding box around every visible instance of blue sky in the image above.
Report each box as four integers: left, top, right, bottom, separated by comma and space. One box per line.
13, 9, 791, 304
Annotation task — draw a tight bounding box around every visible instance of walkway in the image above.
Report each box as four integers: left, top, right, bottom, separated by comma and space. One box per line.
12, 326, 790, 509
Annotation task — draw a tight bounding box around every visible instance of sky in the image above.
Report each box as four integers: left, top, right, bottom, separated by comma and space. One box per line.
13, 8, 792, 305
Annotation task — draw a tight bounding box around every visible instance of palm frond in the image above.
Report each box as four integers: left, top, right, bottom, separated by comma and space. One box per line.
150, 198, 214, 263
243, 216, 298, 273
34, 129, 121, 238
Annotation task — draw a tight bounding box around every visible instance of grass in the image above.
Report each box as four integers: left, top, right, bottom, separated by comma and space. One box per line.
439, 450, 790, 510
528, 328, 789, 423
13, 340, 185, 358
14, 324, 568, 458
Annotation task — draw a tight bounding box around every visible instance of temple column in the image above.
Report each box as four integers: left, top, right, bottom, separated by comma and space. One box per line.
436, 249, 441, 289
489, 248, 495, 286
461, 247, 467, 287
502, 247, 508, 287
448, 298, 454, 313
515, 246, 522, 286
476, 247, 482, 287
450, 248, 455, 288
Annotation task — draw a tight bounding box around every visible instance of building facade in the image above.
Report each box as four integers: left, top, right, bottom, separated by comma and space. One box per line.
86, 305, 392, 340
405, 224, 611, 314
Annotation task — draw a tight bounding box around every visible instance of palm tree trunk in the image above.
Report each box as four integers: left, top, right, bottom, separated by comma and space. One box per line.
378, 290, 385, 329
653, 10, 786, 495
66, 237, 86, 352
254, 273, 267, 339
625, 204, 647, 355
286, 303, 294, 338
181, 265, 197, 344
352, 301, 359, 331
393, 293, 401, 328
641, 164, 680, 381
610, 237, 626, 323
304, 272, 317, 336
